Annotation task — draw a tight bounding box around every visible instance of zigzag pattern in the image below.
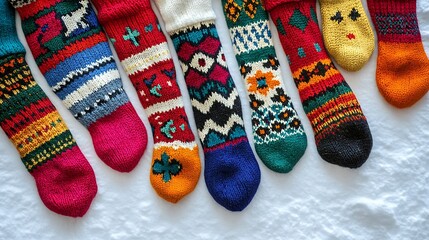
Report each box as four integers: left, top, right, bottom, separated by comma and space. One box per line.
172, 21, 247, 149
191, 90, 239, 114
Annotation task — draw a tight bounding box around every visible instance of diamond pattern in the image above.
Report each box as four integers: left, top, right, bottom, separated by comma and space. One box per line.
189, 52, 215, 74
244, 0, 258, 19
224, 0, 241, 22
289, 9, 309, 31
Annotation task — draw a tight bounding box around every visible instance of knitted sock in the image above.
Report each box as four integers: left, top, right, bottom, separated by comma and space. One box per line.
264, 0, 372, 168
319, 0, 375, 71
9, 0, 148, 172
222, 0, 307, 173
154, 0, 261, 211
367, 0, 429, 108
0, 1, 96, 217
91, 0, 201, 203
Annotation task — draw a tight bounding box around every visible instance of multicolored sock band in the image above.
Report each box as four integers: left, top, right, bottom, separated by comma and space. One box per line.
222, 0, 307, 173
91, 0, 201, 203
170, 20, 261, 211
264, 0, 372, 168
9, 0, 148, 172
319, 0, 375, 71
367, 0, 429, 108
0, 54, 97, 217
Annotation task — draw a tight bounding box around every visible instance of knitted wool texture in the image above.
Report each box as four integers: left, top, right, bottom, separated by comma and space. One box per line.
8, 0, 148, 172
319, 0, 375, 71
222, 0, 307, 173
0, 0, 96, 217
264, 0, 373, 168
154, 0, 261, 211
91, 0, 201, 203
367, 0, 429, 108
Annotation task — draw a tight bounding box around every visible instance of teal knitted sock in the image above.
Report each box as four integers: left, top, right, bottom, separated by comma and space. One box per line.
222, 0, 307, 173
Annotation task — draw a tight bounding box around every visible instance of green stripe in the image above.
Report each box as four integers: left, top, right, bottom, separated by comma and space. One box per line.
22, 130, 76, 172
236, 46, 276, 64
0, 84, 46, 121
302, 82, 353, 114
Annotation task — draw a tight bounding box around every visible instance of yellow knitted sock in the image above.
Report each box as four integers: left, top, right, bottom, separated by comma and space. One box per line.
320, 0, 375, 71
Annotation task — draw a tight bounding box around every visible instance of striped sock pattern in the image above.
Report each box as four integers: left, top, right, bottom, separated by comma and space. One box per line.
0, 54, 97, 217
91, 0, 201, 203
171, 21, 260, 211
265, 0, 373, 168
10, 0, 148, 172
222, 0, 307, 173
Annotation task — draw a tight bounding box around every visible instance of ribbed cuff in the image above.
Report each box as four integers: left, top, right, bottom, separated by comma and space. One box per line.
367, 0, 417, 14
153, 0, 216, 34
92, 0, 152, 23
264, 0, 300, 12
0, 0, 25, 57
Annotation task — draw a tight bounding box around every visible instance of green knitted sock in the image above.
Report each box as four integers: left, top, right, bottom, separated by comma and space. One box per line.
222, 0, 307, 173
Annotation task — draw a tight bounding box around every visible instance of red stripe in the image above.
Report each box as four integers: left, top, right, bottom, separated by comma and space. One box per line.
298, 73, 344, 102
1, 98, 56, 136
306, 93, 359, 121
38, 32, 107, 74
17, 0, 61, 20
204, 137, 247, 153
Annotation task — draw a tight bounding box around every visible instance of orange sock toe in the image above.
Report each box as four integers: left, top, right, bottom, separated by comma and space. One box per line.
376, 42, 429, 108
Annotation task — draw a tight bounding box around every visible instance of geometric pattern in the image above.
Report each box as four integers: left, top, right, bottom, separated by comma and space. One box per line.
17, 0, 128, 127
0, 55, 76, 171
172, 21, 247, 150
374, 13, 420, 36
229, 20, 272, 55
223, 0, 305, 146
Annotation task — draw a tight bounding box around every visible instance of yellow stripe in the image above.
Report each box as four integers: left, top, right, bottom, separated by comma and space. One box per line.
310, 100, 363, 133
11, 111, 68, 157
25, 136, 76, 171
292, 58, 332, 78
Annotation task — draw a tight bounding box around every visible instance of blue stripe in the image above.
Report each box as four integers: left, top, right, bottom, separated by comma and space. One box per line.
44, 42, 114, 87
56, 61, 118, 99
80, 90, 129, 127
68, 78, 124, 115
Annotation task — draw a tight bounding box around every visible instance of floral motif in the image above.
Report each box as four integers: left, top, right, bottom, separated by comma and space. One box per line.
247, 70, 280, 96
249, 94, 264, 111
240, 63, 252, 77
263, 55, 280, 70
256, 126, 270, 139
289, 118, 302, 129
152, 152, 182, 183
271, 88, 291, 105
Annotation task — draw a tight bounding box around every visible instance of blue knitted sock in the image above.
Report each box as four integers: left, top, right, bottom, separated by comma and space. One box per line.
171, 21, 261, 211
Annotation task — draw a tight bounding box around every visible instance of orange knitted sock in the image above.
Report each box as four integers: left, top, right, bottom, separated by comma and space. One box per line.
368, 0, 429, 108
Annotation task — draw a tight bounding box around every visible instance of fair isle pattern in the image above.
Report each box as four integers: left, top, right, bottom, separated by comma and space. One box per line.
229, 20, 272, 55
15, 0, 128, 127
171, 21, 247, 150
0, 55, 76, 171
223, 0, 305, 145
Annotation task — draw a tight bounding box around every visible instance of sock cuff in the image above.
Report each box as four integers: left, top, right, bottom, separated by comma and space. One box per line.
263, 0, 300, 12
367, 0, 420, 43
367, 0, 417, 14
0, 0, 26, 57
92, 0, 152, 23
153, 0, 216, 34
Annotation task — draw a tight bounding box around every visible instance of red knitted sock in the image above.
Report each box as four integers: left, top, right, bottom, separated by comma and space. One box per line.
264, 0, 372, 168
92, 0, 201, 203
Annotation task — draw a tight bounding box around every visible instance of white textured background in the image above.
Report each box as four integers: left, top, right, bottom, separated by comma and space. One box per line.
0, 0, 428, 239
